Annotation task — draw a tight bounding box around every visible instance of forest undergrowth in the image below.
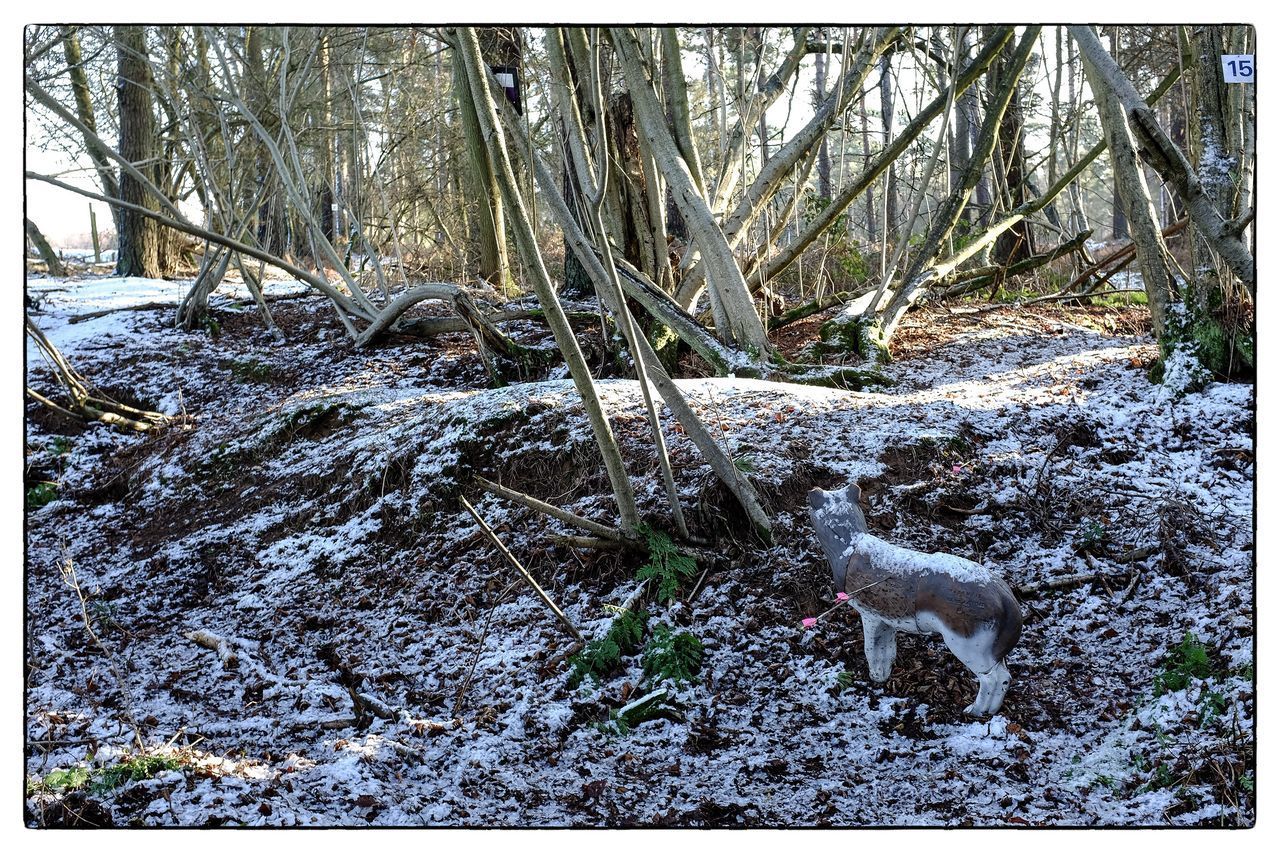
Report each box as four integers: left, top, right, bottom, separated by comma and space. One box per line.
24, 276, 1254, 826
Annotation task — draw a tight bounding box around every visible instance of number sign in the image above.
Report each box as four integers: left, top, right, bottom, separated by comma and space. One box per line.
1222, 55, 1255, 83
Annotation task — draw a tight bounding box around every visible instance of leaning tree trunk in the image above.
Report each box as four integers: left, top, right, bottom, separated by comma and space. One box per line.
25, 218, 66, 276
486, 43, 775, 538
1078, 29, 1176, 342
455, 26, 641, 535
755, 27, 1013, 286
869, 27, 1040, 357
610, 26, 772, 356
1069, 26, 1255, 298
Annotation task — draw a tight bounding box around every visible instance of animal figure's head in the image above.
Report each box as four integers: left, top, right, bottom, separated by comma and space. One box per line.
807, 483, 869, 590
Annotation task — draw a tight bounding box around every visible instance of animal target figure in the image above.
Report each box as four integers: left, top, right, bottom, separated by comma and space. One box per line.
807, 483, 1022, 716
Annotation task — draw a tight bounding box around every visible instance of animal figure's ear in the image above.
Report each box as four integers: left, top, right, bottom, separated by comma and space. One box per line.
807, 487, 830, 513
845, 483, 862, 506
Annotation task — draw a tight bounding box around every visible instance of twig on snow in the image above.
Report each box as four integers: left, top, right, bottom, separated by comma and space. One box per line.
459, 495, 585, 642
452, 580, 519, 718
475, 475, 625, 542
1016, 570, 1132, 598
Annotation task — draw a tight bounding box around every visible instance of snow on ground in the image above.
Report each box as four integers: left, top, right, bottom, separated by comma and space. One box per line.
24, 275, 1254, 826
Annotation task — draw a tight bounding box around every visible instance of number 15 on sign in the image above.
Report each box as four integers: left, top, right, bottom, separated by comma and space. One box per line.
1222, 55, 1254, 83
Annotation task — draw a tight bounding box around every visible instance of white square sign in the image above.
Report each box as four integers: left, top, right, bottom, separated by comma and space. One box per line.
1222, 55, 1255, 83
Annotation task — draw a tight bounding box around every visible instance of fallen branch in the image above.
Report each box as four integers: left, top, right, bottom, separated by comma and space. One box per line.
940, 230, 1093, 298
185, 629, 237, 666
1016, 571, 1132, 598
27, 312, 177, 433
459, 495, 585, 642
543, 580, 649, 673
551, 534, 628, 551
1061, 218, 1188, 295
184, 628, 305, 687
394, 308, 599, 338
475, 475, 625, 542
67, 301, 179, 324
353, 283, 469, 347
767, 289, 870, 331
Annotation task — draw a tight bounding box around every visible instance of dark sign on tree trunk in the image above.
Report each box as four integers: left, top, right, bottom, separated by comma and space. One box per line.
490, 65, 521, 114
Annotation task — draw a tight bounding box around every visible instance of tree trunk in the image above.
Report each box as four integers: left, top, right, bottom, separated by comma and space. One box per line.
1112, 179, 1129, 239
498, 52, 774, 538
755, 28, 1014, 285
1165, 80, 1188, 226
1182, 25, 1254, 375
1078, 30, 1176, 341
879, 55, 898, 236
244, 27, 290, 259
455, 26, 641, 533
115, 26, 166, 279
859, 90, 877, 238
61, 26, 121, 235
814, 45, 831, 200
115, 26, 158, 277
870, 28, 1040, 355
452, 42, 511, 289
561, 133, 593, 296
25, 218, 66, 276
991, 30, 1036, 265
1070, 26, 1255, 298
951, 31, 974, 224
611, 26, 772, 356
674, 28, 896, 313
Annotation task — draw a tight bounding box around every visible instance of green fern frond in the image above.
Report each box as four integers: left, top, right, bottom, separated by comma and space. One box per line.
568, 607, 649, 688
636, 524, 698, 603
641, 623, 703, 686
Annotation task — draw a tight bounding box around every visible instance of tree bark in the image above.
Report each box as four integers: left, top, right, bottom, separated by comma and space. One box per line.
115, 26, 164, 278
1078, 28, 1176, 340
814, 45, 831, 200
452, 41, 511, 290
991, 30, 1036, 265
879, 55, 898, 237
60, 26, 121, 234
1182, 25, 1254, 374
455, 26, 641, 534
483, 55, 775, 539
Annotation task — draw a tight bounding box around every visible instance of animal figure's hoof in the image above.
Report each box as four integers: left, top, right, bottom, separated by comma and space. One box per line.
963, 699, 1002, 717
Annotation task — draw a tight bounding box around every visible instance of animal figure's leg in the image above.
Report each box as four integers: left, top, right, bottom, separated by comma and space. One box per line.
861, 613, 898, 682
941, 631, 1012, 716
